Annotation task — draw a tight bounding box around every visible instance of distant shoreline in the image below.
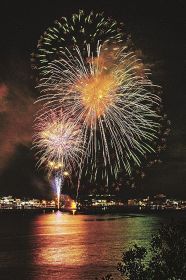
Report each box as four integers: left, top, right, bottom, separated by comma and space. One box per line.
0, 207, 186, 215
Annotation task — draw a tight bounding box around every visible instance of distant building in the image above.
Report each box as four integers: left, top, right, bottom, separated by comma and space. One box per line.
127, 199, 138, 206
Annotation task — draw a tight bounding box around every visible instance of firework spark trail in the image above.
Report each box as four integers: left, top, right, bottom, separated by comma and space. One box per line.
37, 43, 161, 183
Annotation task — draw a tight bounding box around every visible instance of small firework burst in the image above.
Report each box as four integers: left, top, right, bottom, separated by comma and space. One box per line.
33, 110, 83, 174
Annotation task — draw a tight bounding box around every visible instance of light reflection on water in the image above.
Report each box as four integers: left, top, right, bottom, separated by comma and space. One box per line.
0, 211, 181, 280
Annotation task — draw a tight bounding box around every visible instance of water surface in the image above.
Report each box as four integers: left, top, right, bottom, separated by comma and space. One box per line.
0, 211, 185, 280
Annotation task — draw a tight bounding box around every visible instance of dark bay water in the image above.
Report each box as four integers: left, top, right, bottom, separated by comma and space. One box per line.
0, 211, 185, 280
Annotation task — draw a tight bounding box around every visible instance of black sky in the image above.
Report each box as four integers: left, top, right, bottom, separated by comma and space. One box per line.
0, 0, 185, 198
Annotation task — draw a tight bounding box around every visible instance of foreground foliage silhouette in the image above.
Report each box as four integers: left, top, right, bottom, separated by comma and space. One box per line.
98, 222, 186, 280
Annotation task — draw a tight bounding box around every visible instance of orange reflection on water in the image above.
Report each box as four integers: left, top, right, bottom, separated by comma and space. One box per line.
27, 212, 157, 280
31, 212, 88, 267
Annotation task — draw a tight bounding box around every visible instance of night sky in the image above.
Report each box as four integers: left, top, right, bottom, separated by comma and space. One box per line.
0, 0, 185, 198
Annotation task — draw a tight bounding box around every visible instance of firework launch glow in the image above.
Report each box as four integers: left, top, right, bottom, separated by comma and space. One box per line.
54, 172, 62, 210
